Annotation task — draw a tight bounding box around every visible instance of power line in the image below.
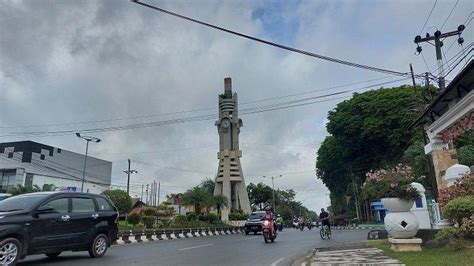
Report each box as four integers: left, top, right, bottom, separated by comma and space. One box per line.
0, 76, 394, 130
0, 77, 408, 138
419, 0, 438, 35
440, 0, 459, 30
131, 0, 411, 77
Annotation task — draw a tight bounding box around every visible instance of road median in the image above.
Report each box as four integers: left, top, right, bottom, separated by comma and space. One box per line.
115, 226, 245, 245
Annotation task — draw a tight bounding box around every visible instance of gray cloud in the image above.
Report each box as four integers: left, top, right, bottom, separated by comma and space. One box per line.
1, 0, 472, 211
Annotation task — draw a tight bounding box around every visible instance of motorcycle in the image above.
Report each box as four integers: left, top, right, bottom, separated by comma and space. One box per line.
277, 221, 283, 231
262, 219, 277, 243
298, 221, 305, 231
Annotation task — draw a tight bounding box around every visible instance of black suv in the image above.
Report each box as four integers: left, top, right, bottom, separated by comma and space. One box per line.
0, 192, 118, 265
244, 211, 265, 235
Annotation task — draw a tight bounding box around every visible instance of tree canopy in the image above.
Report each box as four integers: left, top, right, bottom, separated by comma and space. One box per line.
316, 85, 432, 215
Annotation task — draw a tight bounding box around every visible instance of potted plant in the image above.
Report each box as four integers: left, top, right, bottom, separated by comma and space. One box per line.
362, 164, 421, 239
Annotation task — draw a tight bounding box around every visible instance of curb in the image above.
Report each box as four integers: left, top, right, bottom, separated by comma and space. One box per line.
333, 226, 384, 230
115, 227, 244, 245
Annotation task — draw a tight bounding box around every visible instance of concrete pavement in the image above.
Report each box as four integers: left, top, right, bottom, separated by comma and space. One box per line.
20, 229, 370, 266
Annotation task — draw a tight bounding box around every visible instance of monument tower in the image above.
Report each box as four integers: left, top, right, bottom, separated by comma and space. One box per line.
214, 78, 252, 221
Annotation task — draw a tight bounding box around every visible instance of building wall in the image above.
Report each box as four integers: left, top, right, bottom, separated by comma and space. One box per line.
0, 141, 112, 194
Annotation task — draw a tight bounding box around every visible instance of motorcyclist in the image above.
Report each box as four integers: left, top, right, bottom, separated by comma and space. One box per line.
319, 208, 331, 232
276, 214, 283, 230
264, 207, 276, 236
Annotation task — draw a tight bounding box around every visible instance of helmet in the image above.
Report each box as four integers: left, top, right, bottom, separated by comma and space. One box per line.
277, 214, 281, 217
264, 207, 271, 211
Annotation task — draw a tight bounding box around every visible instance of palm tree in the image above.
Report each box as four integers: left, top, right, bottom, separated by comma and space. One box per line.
211, 194, 228, 216
181, 186, 213, 216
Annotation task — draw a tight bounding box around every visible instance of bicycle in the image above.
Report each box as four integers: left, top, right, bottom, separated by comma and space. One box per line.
320, 224, 331, 240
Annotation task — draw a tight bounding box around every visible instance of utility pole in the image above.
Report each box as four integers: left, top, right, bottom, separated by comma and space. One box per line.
146, 184, 149, 205
124, 159, 137, 196
157, 182, 161, 206
154, 181, 158, 207
414, 25, 466, 90
263, 175, 282, 211
409, 64, 439, 200
141, 184, 144, 202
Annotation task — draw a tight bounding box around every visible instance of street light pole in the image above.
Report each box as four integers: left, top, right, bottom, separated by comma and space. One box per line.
76, 133, 101, 192
263, 175, 282, 210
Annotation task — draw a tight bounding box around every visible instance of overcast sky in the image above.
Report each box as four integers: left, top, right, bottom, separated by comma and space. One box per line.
1, 0, 472, 211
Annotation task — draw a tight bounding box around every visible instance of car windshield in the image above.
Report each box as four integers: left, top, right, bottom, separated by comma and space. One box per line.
0, 194, 47, 212
249, 212, 264, 219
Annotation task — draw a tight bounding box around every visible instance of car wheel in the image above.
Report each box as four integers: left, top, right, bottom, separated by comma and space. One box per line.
253, 231, 257, 235
0, 238, 21, 266
245, 231, 249, 235
45, 252, 61, 258
88, 233, 108, 258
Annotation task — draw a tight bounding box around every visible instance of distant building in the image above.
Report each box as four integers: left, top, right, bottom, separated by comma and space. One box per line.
0, 141, 112, 194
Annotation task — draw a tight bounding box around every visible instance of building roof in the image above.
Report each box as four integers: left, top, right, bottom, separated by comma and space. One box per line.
410, 60, 474, 129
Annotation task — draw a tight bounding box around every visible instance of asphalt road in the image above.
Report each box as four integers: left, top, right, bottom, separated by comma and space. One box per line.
20, 229, 369, 266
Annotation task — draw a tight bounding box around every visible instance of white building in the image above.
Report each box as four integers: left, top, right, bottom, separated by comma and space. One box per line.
0, 141, 111, 194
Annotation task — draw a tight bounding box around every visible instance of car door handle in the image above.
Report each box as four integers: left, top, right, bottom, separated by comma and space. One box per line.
60, 215, 70, 222
92, 213, 99, 219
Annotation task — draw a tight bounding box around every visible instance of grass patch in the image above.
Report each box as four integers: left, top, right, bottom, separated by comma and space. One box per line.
368, 239, 474, 266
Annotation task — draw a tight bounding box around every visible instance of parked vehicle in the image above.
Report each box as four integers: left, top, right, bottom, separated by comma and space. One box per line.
262, 218, 277, 243
244, 211, 265, 235
0, 192, 118, 265
0, 193, 12, 201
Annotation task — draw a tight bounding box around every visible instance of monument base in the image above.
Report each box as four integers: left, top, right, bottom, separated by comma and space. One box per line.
433, 219, 454, 229
389, 238, 422, 252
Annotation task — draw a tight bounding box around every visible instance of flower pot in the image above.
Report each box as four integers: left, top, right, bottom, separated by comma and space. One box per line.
381, 198, 413, 212
381, 198, 419, 239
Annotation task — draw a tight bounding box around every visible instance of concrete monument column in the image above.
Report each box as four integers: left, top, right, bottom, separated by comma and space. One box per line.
214, 78, 252, 221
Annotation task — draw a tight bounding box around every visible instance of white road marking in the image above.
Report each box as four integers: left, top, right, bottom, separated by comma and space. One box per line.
271, 257, 285, 266
244, 236, 259, 240
178, 243, 214, 251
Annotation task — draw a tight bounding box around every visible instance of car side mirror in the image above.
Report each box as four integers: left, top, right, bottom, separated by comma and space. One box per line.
36, 206, 55, 214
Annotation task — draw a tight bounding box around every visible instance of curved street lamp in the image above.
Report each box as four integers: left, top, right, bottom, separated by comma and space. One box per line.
76, 133, 101, 192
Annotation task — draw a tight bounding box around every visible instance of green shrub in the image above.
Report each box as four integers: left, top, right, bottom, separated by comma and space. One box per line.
174, 215, 188, 224
443, 196, 474, 225
206, 213, 219, 224
101, 189, 132, 215
127, 213, 142, 226
199, 215, 208, 222
142, 216, 156, 229
229, 210, 248, 221
143, 206, 158, 216
187, 213, 198, 221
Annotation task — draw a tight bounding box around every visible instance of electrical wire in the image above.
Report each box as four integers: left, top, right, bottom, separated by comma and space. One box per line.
419, 0, 438, 35
131, 0, 411, 77
0, 77, 408, 138
0, 76, 394, 130
440, 0, 459, 30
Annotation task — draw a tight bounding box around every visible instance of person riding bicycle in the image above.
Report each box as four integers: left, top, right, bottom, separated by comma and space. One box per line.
319, 208, 331, 232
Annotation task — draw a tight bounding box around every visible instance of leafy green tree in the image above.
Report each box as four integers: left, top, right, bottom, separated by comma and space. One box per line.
181, 186, 213, 215
41, 184, 57, 192
102, 189, 132, 215
200, 178, 215, 195
247, 182, 273, 210
316, 85, 428, 215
